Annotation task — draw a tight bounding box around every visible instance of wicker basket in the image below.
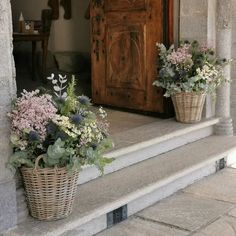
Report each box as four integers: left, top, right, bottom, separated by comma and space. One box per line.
21, 156, 79, 221
171, 92, 206, 123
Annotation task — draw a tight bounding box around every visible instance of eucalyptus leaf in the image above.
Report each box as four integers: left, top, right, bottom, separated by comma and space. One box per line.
9, 151, 34, 170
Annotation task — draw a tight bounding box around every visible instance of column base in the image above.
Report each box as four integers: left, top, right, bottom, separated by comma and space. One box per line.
215, 117, 234, 136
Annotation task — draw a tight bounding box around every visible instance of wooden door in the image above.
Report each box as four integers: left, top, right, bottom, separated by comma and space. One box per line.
91, 0, 173, 116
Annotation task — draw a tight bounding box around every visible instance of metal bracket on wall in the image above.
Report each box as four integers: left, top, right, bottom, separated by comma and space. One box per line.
216, 158, 227, 172
107, 205, 128, 228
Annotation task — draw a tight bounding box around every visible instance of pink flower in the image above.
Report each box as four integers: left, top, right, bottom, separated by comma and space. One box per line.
9, 90, 57, 140
167, 44, 192, 65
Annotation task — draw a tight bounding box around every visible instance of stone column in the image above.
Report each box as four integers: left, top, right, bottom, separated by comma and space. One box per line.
179, 0, 217, 118
215, 0, 234, 135
0, 0, 17, 234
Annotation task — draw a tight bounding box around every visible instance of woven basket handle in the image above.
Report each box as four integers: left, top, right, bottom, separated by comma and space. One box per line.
34, 155, 44, 170
34, 155, 58, 174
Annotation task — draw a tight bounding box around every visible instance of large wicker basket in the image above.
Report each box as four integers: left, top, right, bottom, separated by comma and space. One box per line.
171, 92, 206, 123
21, 156, 79, 221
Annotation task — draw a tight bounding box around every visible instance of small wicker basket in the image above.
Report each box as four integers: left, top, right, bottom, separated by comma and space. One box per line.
171, 92, 206, 123
21, 156, 79, 221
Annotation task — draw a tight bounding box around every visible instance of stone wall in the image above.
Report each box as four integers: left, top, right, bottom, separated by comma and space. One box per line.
0, 0, 17, 234
231, 1, 236, 131
180, 0, 209, 43
180, 0, 235, 131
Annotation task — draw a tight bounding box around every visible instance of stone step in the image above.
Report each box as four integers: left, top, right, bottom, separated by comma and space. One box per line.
7, 135, 236, 236
15, 117, 220, 224
79, 118, 219, 185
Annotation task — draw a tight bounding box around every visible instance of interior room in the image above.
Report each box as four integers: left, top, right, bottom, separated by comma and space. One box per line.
11, 0, 92, 96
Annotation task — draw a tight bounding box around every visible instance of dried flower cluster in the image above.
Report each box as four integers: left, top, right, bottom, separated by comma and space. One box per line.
8, 75, 113, 173
9, 90, 57, 144
153, 40, 229, 97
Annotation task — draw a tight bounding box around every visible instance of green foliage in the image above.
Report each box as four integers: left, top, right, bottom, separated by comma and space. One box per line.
8, 75, 114, 175
79, 138, 114, 174
43, 138, 68, 167
59, 76, 78, 116
153, 41, 229, 97
8, 151, 34, 172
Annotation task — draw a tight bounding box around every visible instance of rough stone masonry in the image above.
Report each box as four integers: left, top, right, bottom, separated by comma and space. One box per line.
0, 0, 17, 234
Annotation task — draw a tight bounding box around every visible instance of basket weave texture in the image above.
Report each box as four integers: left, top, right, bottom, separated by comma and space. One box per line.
21, 157, 79, 221
171, 92, 206, 123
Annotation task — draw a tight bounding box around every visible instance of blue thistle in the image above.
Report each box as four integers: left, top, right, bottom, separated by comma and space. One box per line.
78, 95, 90, 106
28, 131, 40, 142
56, 131, 68, 141
91, 143, 98, 150
71, 114, 83, 125
46, 122, 58, 135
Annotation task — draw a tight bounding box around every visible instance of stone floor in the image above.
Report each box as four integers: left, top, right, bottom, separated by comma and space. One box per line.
105, 109, 158, 135
98, 168, 236, 236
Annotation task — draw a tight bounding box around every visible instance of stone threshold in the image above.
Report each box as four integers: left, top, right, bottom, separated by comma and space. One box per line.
7, 135, 236, 236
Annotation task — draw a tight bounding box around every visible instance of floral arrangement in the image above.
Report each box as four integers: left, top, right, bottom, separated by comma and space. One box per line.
8, 74, 113, 173
153, 40, 229, 97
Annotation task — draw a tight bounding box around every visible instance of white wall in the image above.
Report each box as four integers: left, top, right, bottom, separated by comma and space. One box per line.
11, 0, 90, 53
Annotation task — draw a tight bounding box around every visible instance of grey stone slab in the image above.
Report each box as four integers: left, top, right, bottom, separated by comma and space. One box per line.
227, 207, 236, 218
105, 109, 157, 135
0, 180, 17, 234
193, 216, 236, 236
137, 193, 233, 232
110, 118, 218, 151
97, 217, 189, 236
184, 168, 236, 204
61, 215, 107, 236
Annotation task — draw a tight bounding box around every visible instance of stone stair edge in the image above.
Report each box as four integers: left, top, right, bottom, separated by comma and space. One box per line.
63, 137, 236, 231
78, 119, 218, 185
105, 117, 220, 158
9, 135, 236, 236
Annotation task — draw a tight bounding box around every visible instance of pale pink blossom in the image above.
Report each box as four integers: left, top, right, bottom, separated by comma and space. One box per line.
167, 44, 192, 65
9, 90, 57, 140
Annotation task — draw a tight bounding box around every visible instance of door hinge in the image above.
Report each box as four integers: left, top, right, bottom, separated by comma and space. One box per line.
216, 158, 226, 172
107, 205, 127, 228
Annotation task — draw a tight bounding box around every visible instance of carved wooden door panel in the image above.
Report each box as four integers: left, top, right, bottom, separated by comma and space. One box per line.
91, 0, 173, 115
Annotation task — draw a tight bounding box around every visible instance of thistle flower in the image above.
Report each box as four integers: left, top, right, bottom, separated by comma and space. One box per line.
28, 131, 40, 142
71, 114, 83, 125
78, 95, 91, 106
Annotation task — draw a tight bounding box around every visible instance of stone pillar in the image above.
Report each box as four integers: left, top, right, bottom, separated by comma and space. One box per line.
179, 0, 217, 118
0, 0, 17, 234
215, 0, 234, 135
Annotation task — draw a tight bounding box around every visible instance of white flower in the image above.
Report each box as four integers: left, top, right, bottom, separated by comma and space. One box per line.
47, 73, 54, 80
99, 107, 107, 118
53, 86, 61, 92
62, 92, 68, 98
59, 74, 67, 84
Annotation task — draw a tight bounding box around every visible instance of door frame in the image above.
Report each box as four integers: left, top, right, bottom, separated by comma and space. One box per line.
161, 0, 175, 118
